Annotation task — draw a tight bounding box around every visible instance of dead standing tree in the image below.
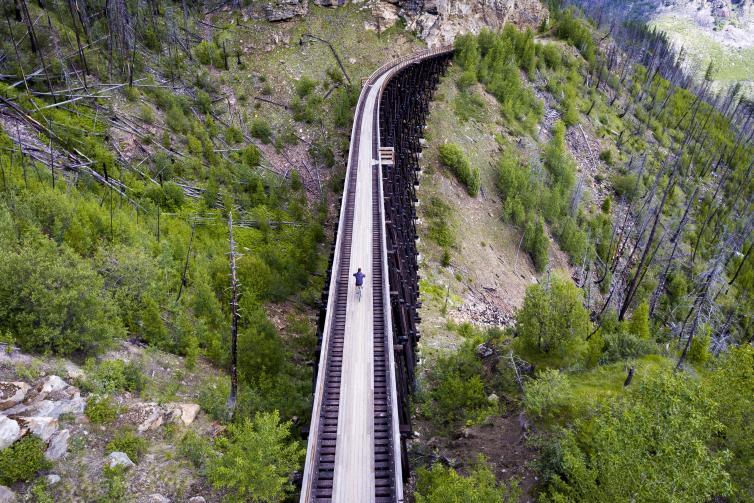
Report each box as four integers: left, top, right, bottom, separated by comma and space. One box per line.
226, 211, 240, 418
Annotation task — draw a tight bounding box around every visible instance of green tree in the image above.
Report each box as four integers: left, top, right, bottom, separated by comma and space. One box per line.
524, 216, 549, 272
415, 457, 520, 503
542, 372, 732, 503
438, 143, 480, 196
515, 275, 590, 367
628, 301, 651, 339
0, 236, 124, 356
207, 411, 304, 502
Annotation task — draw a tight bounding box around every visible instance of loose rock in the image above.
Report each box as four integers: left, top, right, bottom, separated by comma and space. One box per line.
147, 494, 170, 503
45, 429, 70, 460
46, 474, 61, 486
188, 498, 206, 503
107, 451, 135, 469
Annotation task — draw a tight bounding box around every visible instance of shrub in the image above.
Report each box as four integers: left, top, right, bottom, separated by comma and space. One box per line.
241, 144, 262, 167
599, 148, 614, 165
424, 196, 455, 248
628, 301, 650, 339
295, 76, 317, 98
207, 411, 305, 502
415, 457, 520, 503
85, 395, 118, 424
524, 217, 549, 272
515, 275, 590, 368
453, 91, 487, 122
250, 119, 272, 144
438, 143, 480, 196
523, 369, 572, 420
82, 359, 147, 394
420, 341, 495, 433
225, 126, 243, 144
688, 324, 712, 366
0, 237, 124, 356
0, 435, 51, 485
166, 104, 189, 133
179, 430, 212, 468
600, 330, 654, 364
106, 429, 148, 463
199, 376, 230, 422
611, 173, 640, 201
139, 104, 154, 124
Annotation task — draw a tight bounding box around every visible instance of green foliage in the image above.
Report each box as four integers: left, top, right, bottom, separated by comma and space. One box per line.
106, 429, 148, 463
415, 457, 520, 503
688, 325, 712, 366
250, 119, 272, 144
628, 301, 650, 339
295, 76, 317, 98
81, 358, 147, 395
85, 395, 119, 424
515, 275, 590, 368
194, 40, 223, 67
166, 104, 190, 133
706, 345, 754, 501
0, 435, 51, 485
438, 143, 481, 196
524, 369, 573, 421
424, 196, 456, 248
524, 217, 549, 272
199, 376, 231, 422
225, 126, 244, 144
540, 372, 732, 502
453, 90, 487, 122
420, 340, 495, 433
207, 411, 305, 502
599, 149, 614, 165
611, 173, 640, 201
0, 236, 124, 356
331, 85, 358, 128
552, 8, 596, 62
179, 430, 213, 469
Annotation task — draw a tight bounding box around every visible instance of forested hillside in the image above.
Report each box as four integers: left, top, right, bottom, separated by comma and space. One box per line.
0, 0, 752, 501
411, 2, 754, 502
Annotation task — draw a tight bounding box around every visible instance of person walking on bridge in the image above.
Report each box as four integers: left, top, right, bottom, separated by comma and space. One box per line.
353, 268, 366, 301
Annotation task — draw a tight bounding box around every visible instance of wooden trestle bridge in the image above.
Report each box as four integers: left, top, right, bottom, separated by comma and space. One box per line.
300, 48, 454, 502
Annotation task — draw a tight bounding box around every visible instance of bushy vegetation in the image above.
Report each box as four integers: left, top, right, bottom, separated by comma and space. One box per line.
415, 457, 520, 503
106, 430, 149, 463
515, 275, 591, 368
0, 436, 51, 485
438, 143, 481, 196
207, 411, 304, 502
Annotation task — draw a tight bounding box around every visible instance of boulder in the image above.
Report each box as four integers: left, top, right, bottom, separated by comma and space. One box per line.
0, 416, 21, 450
46, 474, 61, 486
147, 495, 170, 503
17, 416, 58, 442
0, 382, 29, 411
107, 451, 135, 470
0, 486, 15, 503
134, 404, 164, 432
167, 403, 200, 426
45, 429, 70, 460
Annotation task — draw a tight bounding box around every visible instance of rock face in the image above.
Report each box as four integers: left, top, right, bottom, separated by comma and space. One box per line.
0, 416, 20, 450
0, 382, 29, 411
17, 416, 58, 442
0, 486, 15, 503
107, 451, 135, 469
403, 0, 547, 47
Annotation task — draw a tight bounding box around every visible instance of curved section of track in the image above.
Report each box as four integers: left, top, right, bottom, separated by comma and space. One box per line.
300, 48, 453, 503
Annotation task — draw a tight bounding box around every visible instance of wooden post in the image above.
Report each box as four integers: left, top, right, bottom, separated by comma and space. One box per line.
227, 211, 239, 418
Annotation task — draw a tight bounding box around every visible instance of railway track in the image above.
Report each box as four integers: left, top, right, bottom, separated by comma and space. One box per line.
300, 48, 453, 503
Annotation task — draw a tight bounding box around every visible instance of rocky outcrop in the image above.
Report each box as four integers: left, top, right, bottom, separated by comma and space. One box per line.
0, 382, 29, 411
0, 416, 20, 450
403, 0, 547, 47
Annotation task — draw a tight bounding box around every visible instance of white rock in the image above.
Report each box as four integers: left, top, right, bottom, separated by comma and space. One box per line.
46, 474, 61, 486
147, 495, 170, 503
168, 403, 200, 426
18, 416, 58, 442
0, 485, 16, 503
0, 416, 21, 450
10, 395, 86, 419
0, 382, 29, 411
107, 451, 135, 469
188, 497, 206, 503
137, 404, 164, 432
45, 429, 70, 460
40, 376, 68, 394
